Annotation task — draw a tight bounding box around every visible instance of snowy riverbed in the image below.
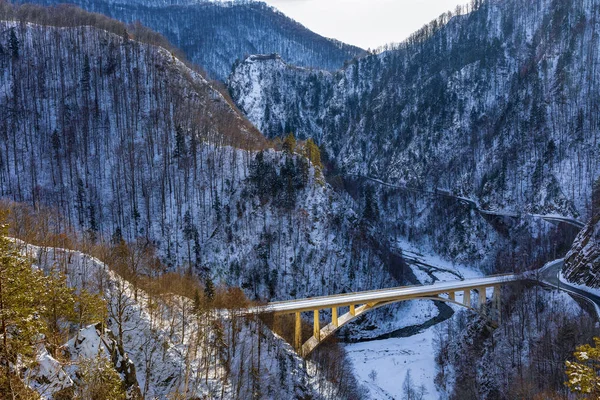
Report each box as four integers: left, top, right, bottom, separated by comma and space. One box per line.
345, 327, 439, 399
344, 301, 477, 399
343, 242, 487, 399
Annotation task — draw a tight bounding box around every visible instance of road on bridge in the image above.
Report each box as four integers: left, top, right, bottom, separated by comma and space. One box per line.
251, 260, 599, 357
253, 259, 599, 319
256, 274, 519, 314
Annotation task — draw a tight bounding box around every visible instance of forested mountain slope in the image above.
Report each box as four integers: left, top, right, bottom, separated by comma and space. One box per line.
0, 5, 411, 314
564, 178, 600, 287
15, 240, 352, 399
230, 0, 600, 219
14, 0, 365, 80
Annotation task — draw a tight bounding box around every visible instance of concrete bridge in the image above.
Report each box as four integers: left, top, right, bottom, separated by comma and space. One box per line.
253, 274, 520, 357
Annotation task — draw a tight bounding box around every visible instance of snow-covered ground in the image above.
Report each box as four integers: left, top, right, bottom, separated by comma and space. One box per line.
344, 244, 487, 399
345, 328, 439, 399
17, 241, 331, 399
345, 258, 587, 400
350, 300, 440, 342
398, 237, 484, 283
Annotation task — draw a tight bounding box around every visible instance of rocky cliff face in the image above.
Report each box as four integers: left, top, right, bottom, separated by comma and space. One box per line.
25, 324, 141, 399
564, 181, 600, 287
564, 221, 600, 287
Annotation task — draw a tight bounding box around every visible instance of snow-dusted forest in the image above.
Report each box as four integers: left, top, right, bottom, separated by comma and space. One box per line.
0, 13, 408, 304
230, 0, 600, 217
12, 0, 365, 80
0, 0, 599, 398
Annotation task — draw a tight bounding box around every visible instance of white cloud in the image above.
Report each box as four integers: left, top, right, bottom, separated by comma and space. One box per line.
265, 0, 467, 49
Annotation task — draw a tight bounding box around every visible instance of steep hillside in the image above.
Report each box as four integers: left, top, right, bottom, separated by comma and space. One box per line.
230, 0, 600, 219
17, 241, 346, 399
564, 220, 600, 286
0, 6, 416, 315
564, 178, 600, 287
26, 323, 141, 398
14, 0, 365, 80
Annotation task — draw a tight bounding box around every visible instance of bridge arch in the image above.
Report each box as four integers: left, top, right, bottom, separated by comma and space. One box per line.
297, 291, 500, 357
257, 278, 516, 358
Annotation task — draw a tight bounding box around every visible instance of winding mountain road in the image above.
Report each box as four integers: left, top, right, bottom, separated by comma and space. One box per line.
352, 175, 585, 228
538, 259, 600, 319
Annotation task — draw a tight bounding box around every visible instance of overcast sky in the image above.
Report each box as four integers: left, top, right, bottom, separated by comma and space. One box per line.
264, 0, 467, 49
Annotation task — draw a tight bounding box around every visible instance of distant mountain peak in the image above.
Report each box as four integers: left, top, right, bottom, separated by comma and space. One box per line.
16, 0, 365, 80
229, 0, 600, 217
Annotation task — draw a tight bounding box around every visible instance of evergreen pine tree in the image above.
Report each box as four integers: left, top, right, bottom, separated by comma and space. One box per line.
74, 289, 107, 333
0, 218, 45, 395
204, 276, 215, 303
112, 227, 123, 245
363, 187, 379, 222
565, 337, 600, 396
304, 138, 322, 170
8, 29, 18, 59
75, 353, 127, 400
282, 133, 296, 155
280, 156, 298, 210
42, 268, 76, 355
173, 125, 186, 159
51, 130, 61, 155
81, 55, 91, 92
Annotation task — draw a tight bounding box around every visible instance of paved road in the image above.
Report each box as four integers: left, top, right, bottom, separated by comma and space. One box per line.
539, 259, 600, 319
530, 215, 586, 229
351, 175, 585, 228
254, 274, 520, 314
254, 260, 600, 317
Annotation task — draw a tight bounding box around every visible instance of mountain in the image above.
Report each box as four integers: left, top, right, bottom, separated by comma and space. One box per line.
1, 1, 597, 397
0, 3, 421, 315
16, 240, 351, 399
13, 0, 365, 80
564, 178, 600, 287
229, 0, 600, 219
564, 218, 600, 287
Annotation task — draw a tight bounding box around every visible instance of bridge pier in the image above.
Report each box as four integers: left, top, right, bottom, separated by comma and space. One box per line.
332, 307, 338, 327
295, 312, 301, 352
478, 287, 487, 314
448, 291, 455, 301
350, 304, 356, 316
313, 310, 320, 341
493, 286, 501, 324
464, 289, 471, 307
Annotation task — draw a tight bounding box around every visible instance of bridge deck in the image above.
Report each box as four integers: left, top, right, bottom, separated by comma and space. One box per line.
253, 274, 520, 314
